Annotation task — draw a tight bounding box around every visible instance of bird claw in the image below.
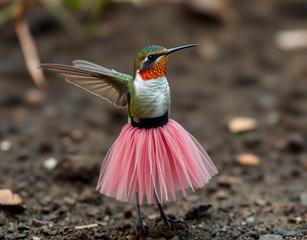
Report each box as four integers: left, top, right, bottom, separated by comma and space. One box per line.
136, 222, 148, 236
162, 215, 188, 229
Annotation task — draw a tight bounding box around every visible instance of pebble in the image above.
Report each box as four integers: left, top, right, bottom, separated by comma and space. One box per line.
217, 176, 242, 187
0, 140, 11, 152
235, 153, 261, 167
246, 216, 254, 223
228, 117, 257, 134
43, 157, 58, 171
254, 198, 267, 206
275, 29, 307, 51
216, 190, 228, 200
259, 234, 283, 240
17, 223, 30, 231
218, 201, 233, 212
148, 214, 159, 220
288, 217, 303, 224
300, 193, 307, 206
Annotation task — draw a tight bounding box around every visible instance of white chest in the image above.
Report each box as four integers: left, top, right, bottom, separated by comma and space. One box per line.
132, 74, 170, 118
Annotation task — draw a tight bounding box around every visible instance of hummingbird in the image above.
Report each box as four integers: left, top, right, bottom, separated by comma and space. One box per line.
40, 44, 218, 230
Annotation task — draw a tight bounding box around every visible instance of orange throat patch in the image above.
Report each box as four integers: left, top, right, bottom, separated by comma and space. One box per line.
139, 56, 168, 80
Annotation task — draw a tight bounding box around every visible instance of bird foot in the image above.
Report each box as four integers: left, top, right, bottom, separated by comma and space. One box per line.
161, 215, 188, 229
136, 222, 148, 236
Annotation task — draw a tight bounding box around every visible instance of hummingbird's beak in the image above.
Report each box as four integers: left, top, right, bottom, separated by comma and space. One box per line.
165, 43, 198, 55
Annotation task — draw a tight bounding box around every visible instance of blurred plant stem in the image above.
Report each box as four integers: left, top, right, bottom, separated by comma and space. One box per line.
0, 0, 141, 87
13, 0, 46, 88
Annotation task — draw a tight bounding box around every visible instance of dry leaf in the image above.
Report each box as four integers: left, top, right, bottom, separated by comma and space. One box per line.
235, 153, 261, 167
228, 117, 257, 133
0, 189, 23, 206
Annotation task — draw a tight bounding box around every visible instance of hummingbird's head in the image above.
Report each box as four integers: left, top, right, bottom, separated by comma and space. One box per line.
134, 44, 198, 80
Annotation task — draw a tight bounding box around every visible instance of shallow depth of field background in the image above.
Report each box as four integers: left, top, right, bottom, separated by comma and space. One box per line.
0, 0, 306, 239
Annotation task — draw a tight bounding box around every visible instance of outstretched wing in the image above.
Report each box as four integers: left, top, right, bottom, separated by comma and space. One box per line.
40, 60, 133, 107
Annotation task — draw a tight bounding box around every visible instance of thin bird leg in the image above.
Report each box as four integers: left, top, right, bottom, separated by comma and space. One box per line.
135, 192, 145, 229
155, 194, 171, 227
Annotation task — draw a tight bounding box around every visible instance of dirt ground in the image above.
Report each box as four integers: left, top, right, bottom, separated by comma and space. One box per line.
0, 1, 307, 239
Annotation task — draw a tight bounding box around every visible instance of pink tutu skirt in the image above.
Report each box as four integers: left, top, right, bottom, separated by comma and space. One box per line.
96, 119, 218, 205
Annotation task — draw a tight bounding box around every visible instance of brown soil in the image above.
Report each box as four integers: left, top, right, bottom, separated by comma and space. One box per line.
0, 1, 306, 239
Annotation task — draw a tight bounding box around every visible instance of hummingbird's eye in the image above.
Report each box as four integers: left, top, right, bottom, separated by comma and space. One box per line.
147, 54, 156, 61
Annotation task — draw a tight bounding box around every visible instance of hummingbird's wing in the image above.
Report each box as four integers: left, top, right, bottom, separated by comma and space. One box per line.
40, 60, 133, 107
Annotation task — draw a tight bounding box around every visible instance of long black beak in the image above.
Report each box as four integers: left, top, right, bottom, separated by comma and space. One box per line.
166, 43, 198, 55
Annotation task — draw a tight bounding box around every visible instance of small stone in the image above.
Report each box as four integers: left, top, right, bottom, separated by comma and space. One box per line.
0, 140, 11, 152
228, 117, 257, 134
217, 176, 242, 187
63, 196, 76, 205
259, 234, 283, 240
241, 209, 252, 218
246, 216, 254, 223
218, 201, 233, 212
216, 190, 228, 200
97, 221, 107, 226
235, 153, 261, 167
300, 193, 307, 206
43, 157, 58, 171
275, 29, 307, 51
254, 198, 267, 206
288, 217, 303, 224
148, 214, 159, 220
17, 223, 30, 231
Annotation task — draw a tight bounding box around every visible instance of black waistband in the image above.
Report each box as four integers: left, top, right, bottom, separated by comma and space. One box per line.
131, 112, 169, 129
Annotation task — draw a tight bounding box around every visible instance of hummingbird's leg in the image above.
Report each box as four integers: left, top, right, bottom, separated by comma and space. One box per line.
155, 194, 188, 229
156, 200, 171, 227
155, 194, 171, 227
135, 192, 145, 229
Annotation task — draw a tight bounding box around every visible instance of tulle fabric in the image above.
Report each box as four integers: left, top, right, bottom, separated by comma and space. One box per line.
96, 119, 218, 205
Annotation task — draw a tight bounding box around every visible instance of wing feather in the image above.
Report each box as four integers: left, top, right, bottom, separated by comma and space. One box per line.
40, 61, 133, 107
